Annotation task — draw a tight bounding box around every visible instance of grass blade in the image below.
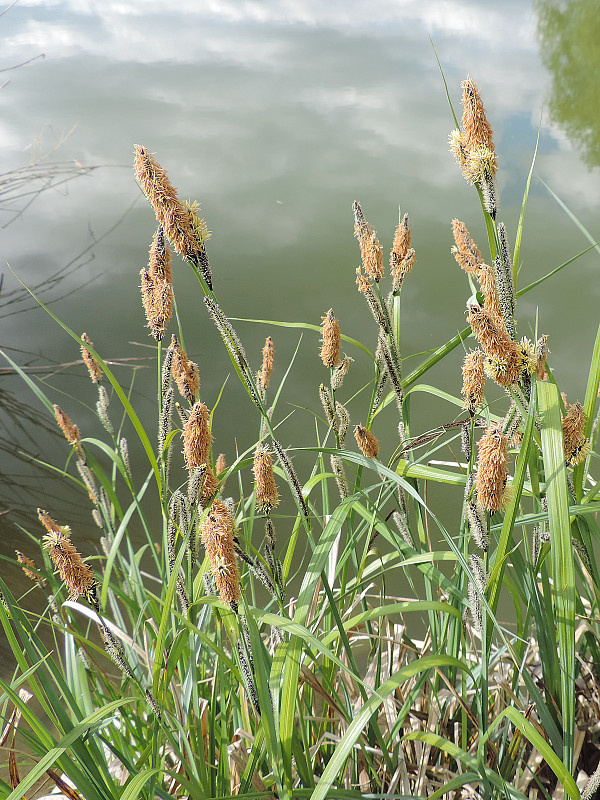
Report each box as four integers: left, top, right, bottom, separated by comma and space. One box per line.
538, 380, 576, 773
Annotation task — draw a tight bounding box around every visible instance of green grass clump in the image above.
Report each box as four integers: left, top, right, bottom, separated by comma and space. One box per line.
2, 76, 600, 800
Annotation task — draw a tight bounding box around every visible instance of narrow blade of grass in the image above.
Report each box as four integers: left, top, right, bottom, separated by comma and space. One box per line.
538, 380, 576, 773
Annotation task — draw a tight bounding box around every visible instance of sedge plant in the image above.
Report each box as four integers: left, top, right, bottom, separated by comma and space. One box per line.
1, 76, 600, 800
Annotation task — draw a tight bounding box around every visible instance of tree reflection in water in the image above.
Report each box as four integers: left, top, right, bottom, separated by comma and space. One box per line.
536, 0, 600, 167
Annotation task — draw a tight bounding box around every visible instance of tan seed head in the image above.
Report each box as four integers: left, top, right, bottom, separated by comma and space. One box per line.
320, 308, 341, 369
354, 424, 379, 458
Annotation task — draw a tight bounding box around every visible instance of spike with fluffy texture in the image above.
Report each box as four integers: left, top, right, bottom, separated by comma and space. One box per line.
320, 308, 341, 369
200, 500, 241, 608
476, 426, 509, 512
253, 445, 279, 512
80, 333, 103, 383
353, 201, 383, 282
354, 425, 379, 458
53, 405, 81, 446
38, 510, 95, 600
133, 145, 212, 287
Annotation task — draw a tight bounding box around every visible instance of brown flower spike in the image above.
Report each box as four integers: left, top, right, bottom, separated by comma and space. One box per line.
134, 146, 209, 259
478, 262, 502, 321
253, 445, 280, 512
461, 349, 486, 413
353, 201, 384, 282
53, 405, 81, 445
139, 227, 174, 340
467, 305, 523, 388
460, 78, 497, 175
476, 427, 509, 512
171, 336, 200, 403
16, 551, 45, 585
258, 337, 275, 390
38, 509, 95, 599
320, 308, 341, 369
182, 401, 219, 501
451, 219, 483, 277
355, 425, 379, 458
200, 500, 241, 608
80, 333, 103, 384
536, 335, 549, 380
390, 213, 415, 294
562, 402, 589, 467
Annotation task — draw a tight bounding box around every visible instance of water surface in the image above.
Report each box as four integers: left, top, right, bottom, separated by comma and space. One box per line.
1, 0, 599, 671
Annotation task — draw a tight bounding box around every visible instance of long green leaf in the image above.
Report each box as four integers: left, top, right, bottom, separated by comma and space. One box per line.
538, 380, 576, 773
120, 768, 162, 800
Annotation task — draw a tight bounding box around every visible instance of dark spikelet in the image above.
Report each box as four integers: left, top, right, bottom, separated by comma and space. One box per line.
377, 332, 403, 401
272, 439, 309, 517
161, 336, 176, 398
480, 167, 497, 218
158, 387, 174, 457
336, 402, 350, 445
356, 270, 390, 332
188, 465, 207, 505
330, 454, 349, 499
493, 252, 515, 339
467, 553, 488, 634
466, 502, 489, 551
237, 639, 261, 715
461, 421, 471, 461
234, 544, 276, 595
319, 384, 336, 427
203, 297, 263, 408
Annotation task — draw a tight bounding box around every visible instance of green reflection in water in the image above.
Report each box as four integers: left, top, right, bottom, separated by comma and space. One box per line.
536, 0, 600, 166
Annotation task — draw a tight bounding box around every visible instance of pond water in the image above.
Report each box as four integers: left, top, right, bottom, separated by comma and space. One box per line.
1, 0, 599, 672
